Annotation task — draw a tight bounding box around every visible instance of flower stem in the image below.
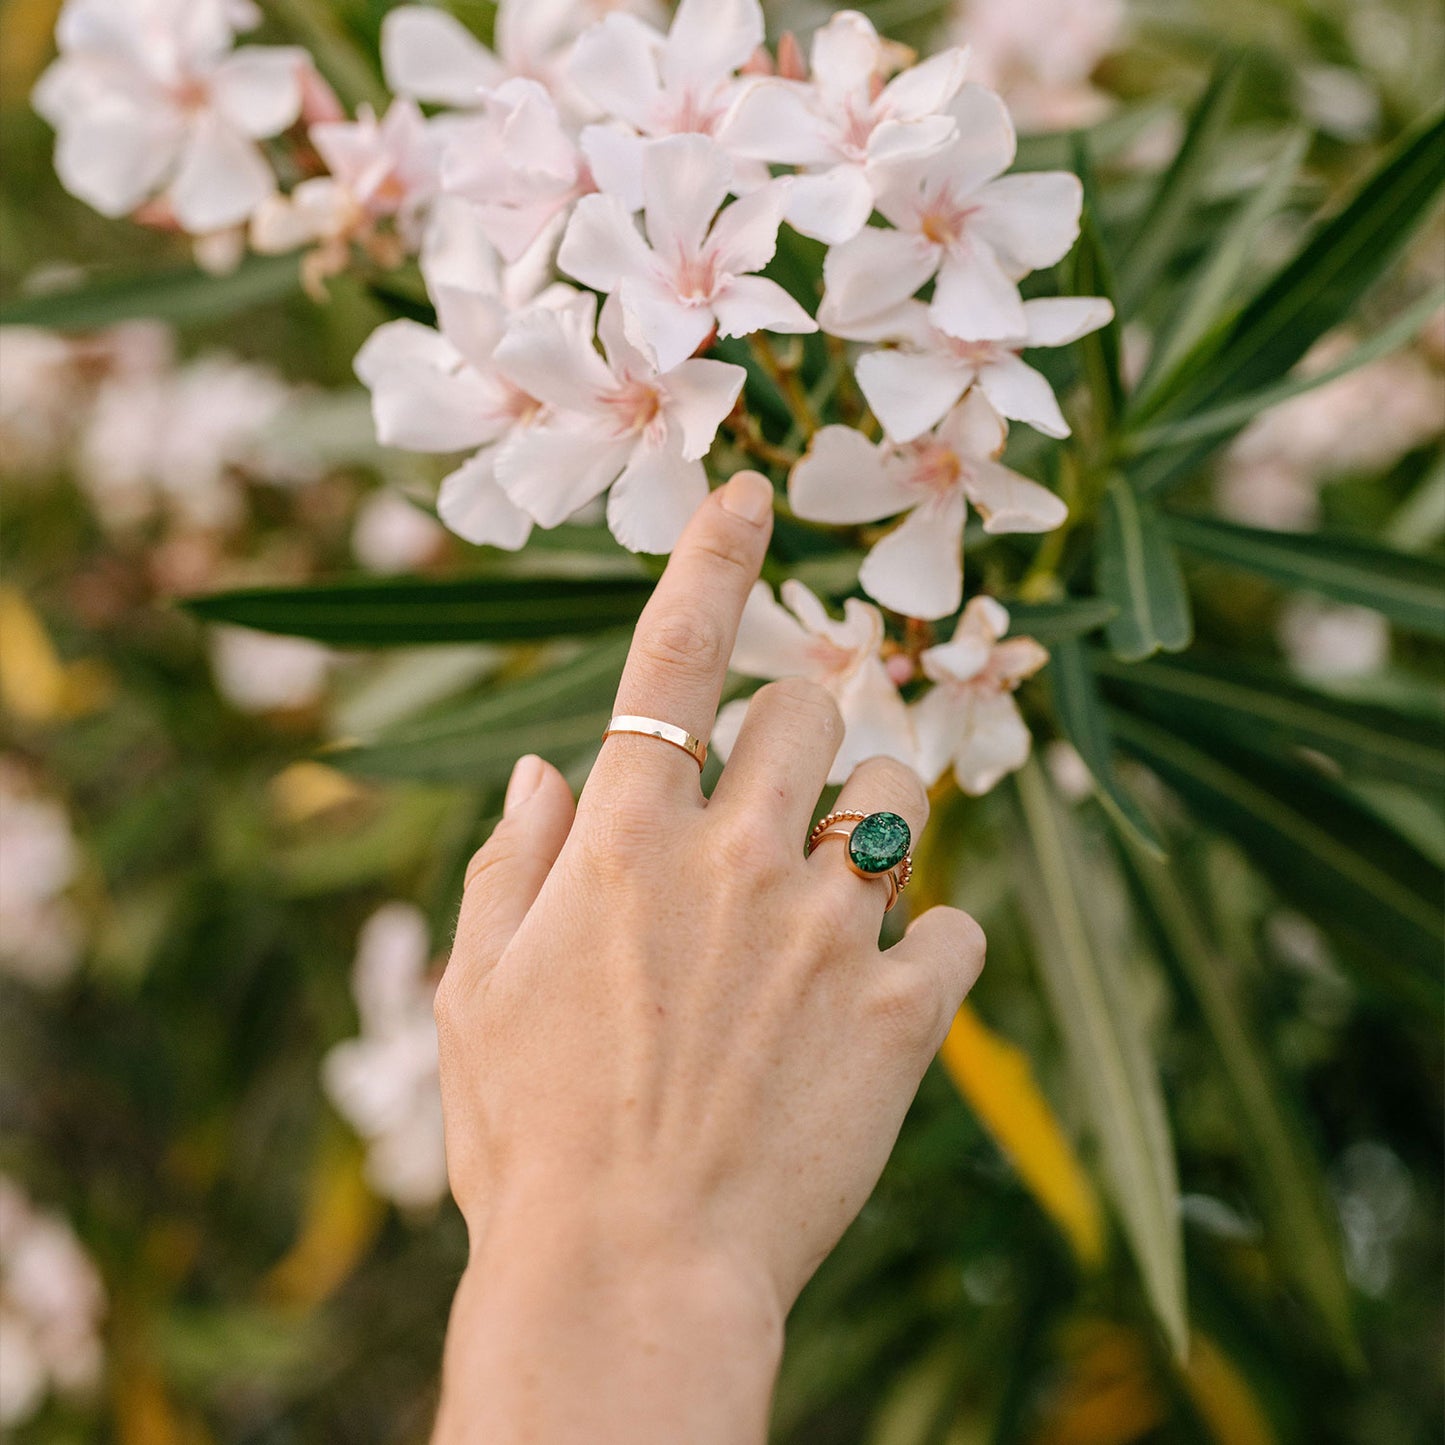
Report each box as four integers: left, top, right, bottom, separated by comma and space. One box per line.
748, 333, 818, 439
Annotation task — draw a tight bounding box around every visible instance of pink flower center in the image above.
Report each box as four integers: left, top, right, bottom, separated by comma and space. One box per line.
602, 378, 664, 439
804, 637, 857, 680
908, 441, 963, 496
673, 250, 719, 304
918, 190, 976, 247
838, 100, 875, 160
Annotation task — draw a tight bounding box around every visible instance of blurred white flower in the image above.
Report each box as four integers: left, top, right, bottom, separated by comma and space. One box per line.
209, 628, 332, 714
714, 580, 916, 784
948, 0, 1125, 132
1278, 598, 1389, 682
494, 293, 745, 553
0, 329, 83, 476
722, 10, 968, 244
322, 903, 448, 1212
821, 85, 1082, 341
0, 761, 84, 989
832, 294, 1113, 442
790, 392, 1065, 619
352, 491, 446, 575
560, 134, 815, 373
913, 596, 1048, 794
33, 0, 306, 234
0, 1177, 105, 1427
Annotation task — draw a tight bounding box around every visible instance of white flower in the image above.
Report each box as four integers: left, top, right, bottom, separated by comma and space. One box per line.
250, 99, 443, 280
721, 10, 968, 244
560, 134, 816, 373
352, 491, 446, 575
33, 0, 306, 234
0, 1177, 105, 1427
322, 904, 448, 1212
833, 294, 1114, 442
439, 79, 591, 263
493, 292, 745, 553
354, 202, 566, 551
209, 628, 332, 714
821, 85, 1082, 342
913, 596, 1048, 794
790, 392, 1066, 620
0, 761, 84, 989
713, 580, 916, 784
1278, 599, 1389, 682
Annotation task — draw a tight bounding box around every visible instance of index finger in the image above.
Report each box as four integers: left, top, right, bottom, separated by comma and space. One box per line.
588, 469, 774, 804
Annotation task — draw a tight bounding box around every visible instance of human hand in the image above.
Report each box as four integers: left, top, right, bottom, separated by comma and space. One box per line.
432, 469, 986, 1443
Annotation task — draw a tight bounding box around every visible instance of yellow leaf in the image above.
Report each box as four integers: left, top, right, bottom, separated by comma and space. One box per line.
939, 1003, 1106, 1269
0, 585, 114, 722
1184, 1333, 1277, 1445
1031, 1320, 1164, 1445
268, 760, 365, 825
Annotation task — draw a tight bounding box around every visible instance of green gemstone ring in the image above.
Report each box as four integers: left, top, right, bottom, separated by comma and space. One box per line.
806, 810, 914, 912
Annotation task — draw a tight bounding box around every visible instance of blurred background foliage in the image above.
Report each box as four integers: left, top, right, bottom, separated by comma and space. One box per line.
1, 0, 1443, 1440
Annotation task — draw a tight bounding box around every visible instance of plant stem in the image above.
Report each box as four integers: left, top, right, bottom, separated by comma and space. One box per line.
748, 333, 819, 439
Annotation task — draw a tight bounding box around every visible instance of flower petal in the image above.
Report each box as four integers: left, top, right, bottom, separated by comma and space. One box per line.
662, 0, 764, 92
579, 122, 646, 211
910, 687, 956, 785
963, 458, 1068, 534
976, 353, 1069, 438
972, 172, 1083, 275
832, 660, 916, 781
706, 180, 789, 274
605, 433, 710, 553
730, 581, 816, 678
950, 690, 1034, 795
661, 358, 746, 459
381, 6, 503, 107
720, 81, 834, 165
618, 276, 716, 372
1022, 295, 1115, 348
558, 193, 652, 293
784, 165, 874, 245
710, 695, 750, 762
789, 425, 906, 524
494, 421, 629, 527
856, 347, 972, 443
436, 447, 534, 549
821, 226, 940, 332
643, 133, 732, 263
712, 274, 817, 341
169, 112, 275, 233
857, 492, 966, 619
493, 295, 614, 413
938, 387, 1009, 458
865, 114, 956, 169
929, 235, 1026, 341
877, 47, 969, 121
49, 94, 182, 218
809, 10, 880, 99
209, 46, 305, 138
568, 13, 664, 131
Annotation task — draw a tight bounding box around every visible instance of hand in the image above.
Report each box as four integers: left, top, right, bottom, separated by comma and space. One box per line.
432, 469, 986, 1443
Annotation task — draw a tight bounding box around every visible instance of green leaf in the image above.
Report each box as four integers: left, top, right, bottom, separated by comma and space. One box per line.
331, 637, 630, 782
1127, 285, 1445, 455
1127, 107, 1445, 493
1117, 56, 1244, 318
1097, 651, 1445, 788
1095, 478, 1193, 660
1068, 138, 1125, 434
1122, 843, 1358, 1360
266, 0, 389, 108
1167, 514, 1445, 639
1014, 761, 1188, 1358
183, 574, 655, 646
1004, 596, 1118, 644
1135, 128, 1310, 402
1110, 711, 1444, 1011
1048, 639, 1167, 856
0, 254, 303, 330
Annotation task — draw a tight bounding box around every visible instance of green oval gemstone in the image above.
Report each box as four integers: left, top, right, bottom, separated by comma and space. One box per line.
847, 811, 911, 874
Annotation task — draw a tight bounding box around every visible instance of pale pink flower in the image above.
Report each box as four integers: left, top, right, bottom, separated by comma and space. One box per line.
352, 491, 447, 576
0, 762, 83, 989
210, 628, 332, 714
1278, 599, 1389, 682
821, 85, 1082, 342
493, 294, 745, 553
322, 904, 448, 1212
913, 596, 1048, 794
790, 391, 1065, 620
829, 294, 1113, 442
559, 134, 816, 373
722, 10, 968, 244
713, 580, 916, 784
32, 0, 306, 234
0, 1177, 105, 1427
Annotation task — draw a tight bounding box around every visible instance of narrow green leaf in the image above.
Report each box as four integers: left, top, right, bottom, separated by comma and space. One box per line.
1004, 596, 1118, 644
1136, 128, 1310, 402
1068, 138, 1125, 434
1095, 478, 1194, 660
0, 254, 302, 330
1122, 843, 1358, 1359
1048, 639, 1167, 856
1167, 514, 1445, 638
1118, 56, 1244, 317
1110, 711, 1445, 1010
1127, 285, 1445, 455
1014, 761, 1188, 1358
1097, 651, 1445, 788
266, 0, 389, 108
184, 575, 655, 646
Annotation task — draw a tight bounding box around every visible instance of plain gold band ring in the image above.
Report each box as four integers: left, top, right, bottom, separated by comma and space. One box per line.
603, 714, 708, 770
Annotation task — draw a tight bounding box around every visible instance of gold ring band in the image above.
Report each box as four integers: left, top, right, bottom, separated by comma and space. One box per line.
603, 714, 707, 770
806, 811, 914, 913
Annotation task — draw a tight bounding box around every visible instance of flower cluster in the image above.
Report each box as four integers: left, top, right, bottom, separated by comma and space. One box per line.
34, 0, 1115, 798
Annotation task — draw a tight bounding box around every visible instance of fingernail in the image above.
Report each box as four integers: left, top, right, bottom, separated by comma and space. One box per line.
504, 754, 544, 816
720, 469, 773, 524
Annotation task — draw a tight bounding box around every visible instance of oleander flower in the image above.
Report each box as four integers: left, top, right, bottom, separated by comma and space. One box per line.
821, 85, 1082, 341
32, 0, 306, 234
0, 1177, 106, 1427
0, 761, 84, 989
790, 391, 1066, 619
209, 629, 333, 714
322, 904, 448, 1212
354, 202, 567, 550
713, 580, 916, 784
912, 596, 1048, 794
722, 10, 968, 244
493, 293, 745, 553
559, 134, 816, 373
831, 295, 1114, 442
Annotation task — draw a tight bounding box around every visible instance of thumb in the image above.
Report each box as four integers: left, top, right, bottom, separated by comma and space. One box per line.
451, 754, 576, 981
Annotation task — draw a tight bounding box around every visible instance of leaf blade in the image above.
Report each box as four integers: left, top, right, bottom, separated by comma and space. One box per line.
1096, 478, 1194, 660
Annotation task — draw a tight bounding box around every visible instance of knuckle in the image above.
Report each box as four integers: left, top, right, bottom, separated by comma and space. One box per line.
689, 521, 757, 578
586, 797, 666, 864
857, 755, 929, 826
710, 811, 789, 878
756, 677, 843, 739
868, 970, 946, 1050
639, 605, 725, 677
